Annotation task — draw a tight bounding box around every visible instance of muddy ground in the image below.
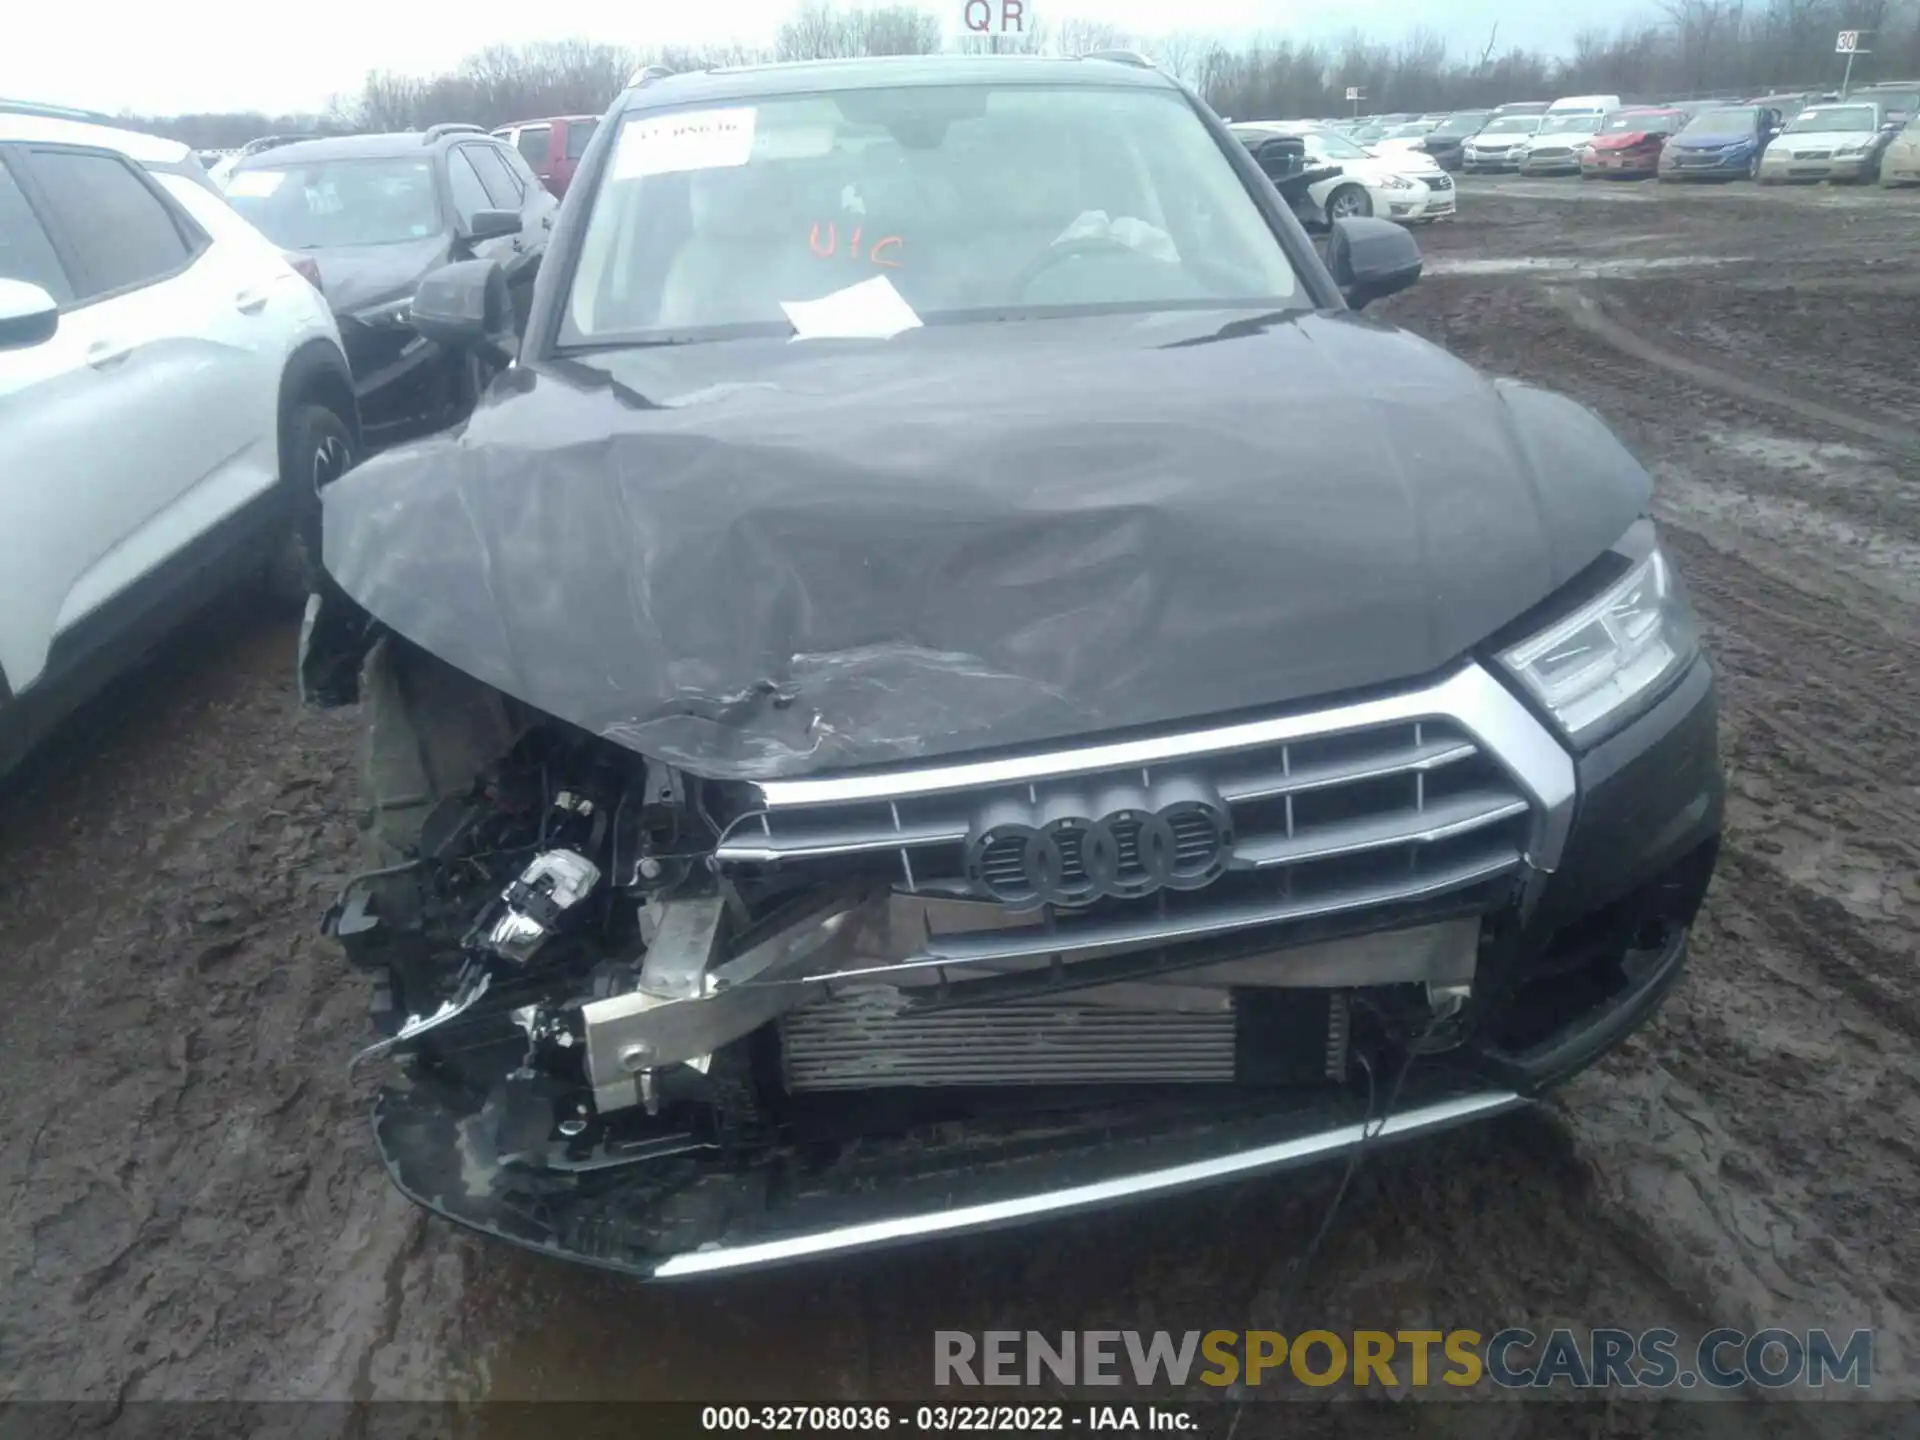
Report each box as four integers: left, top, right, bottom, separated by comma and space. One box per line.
1, 176, 1916, 1431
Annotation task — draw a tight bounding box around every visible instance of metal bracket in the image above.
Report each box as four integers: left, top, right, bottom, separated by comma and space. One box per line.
584, 889, 873, 1098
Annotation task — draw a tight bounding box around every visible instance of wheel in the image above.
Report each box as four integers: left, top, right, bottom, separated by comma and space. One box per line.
264, 404, 355, 607
1325, 183, 1372, 220
1747, 152, 1761, 181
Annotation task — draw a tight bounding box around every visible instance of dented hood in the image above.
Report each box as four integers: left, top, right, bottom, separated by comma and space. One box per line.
321, 308, 1650, 780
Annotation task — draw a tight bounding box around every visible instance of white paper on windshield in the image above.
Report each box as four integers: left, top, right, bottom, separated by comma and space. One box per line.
612, 107, 757, 179
225, 170, 286, 197
780, 275, 923, 341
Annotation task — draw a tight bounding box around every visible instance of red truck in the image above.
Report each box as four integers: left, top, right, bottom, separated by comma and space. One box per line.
490, 115, 599, 197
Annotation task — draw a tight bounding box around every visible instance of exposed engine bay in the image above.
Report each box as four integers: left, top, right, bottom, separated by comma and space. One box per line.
321, 630, 1616, 1266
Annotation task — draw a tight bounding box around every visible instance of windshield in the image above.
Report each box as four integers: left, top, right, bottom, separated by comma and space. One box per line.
224, 158, 442, 247
1299, 129, 1371, 159
564, 85, 1302, 343
1383, 122, 1434, 138
1786, 105, 1877, 133
1430, 113, 1490, 137
1603, 111, 1681, 133
1479, 115, 1540, 136
1539, 114, 1603, 136
1685, 106, 1759, 132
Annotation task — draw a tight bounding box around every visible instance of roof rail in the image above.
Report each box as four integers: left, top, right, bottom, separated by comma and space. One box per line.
1082, 50, 1156, 69
0, 98, 128, 127
423, 122, 486, 143
627, 65, 676, 88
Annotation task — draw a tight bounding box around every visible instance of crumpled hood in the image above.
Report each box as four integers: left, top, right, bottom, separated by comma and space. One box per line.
308, 236, 450, 315
321, 308, 1650, 780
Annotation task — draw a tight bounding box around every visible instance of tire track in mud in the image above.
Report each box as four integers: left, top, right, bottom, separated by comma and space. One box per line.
1396, 203, 1920, 1398
1542, 286, 1920, 457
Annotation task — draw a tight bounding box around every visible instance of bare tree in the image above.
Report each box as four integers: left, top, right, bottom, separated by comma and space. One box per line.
779, 4, 939, 60
130, 0, 1920, 144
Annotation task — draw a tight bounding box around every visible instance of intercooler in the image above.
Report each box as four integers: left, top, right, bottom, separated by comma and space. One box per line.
779, 990, 1238, 1090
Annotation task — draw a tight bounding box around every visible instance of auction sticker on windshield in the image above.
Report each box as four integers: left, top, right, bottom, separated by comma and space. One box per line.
613, 107, 758, 179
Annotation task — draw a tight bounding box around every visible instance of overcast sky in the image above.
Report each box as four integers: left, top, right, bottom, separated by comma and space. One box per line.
7, 2, 1625, 116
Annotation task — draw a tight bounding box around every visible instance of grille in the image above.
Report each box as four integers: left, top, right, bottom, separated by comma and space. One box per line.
1422, 174, 1453, 191
1795, 150, 1832, 161
1528, 146, 1573, 159
717, 702, 1537, 983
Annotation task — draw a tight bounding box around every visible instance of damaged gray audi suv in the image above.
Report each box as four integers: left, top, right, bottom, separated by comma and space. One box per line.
301, 53, 1723, 1277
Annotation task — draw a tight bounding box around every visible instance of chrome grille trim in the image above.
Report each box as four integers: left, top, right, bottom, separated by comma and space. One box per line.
738, 664, 1575, 872
1234, 790, 1530, 870
812, 847, 1521, 979
1216, 736, 1476, 802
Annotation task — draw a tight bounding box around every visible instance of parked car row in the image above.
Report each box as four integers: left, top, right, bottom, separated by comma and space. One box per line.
1344, 85, 1920, 188
1320, 84, 1920, 189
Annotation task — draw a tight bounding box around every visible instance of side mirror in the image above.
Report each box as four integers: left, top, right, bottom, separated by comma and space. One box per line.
460, 208, 522, 245
0, 279, 58, 350
1327, 217, 1422, 311
410, 259, 514, 366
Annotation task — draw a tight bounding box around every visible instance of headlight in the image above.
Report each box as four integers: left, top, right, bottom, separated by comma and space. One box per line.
1835, 142, 1869, 156
1378, 174, 1416, 190
1498, 539, 1698, 742
354, 295, 416, 328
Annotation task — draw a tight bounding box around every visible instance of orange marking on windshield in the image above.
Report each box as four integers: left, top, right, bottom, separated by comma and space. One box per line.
808, 222, 903, 268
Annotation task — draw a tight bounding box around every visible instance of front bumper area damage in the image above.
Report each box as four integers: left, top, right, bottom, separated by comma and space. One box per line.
329, 632, 1720, 1277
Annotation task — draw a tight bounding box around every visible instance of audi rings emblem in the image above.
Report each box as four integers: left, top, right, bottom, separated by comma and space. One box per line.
965, 778, 1234, 907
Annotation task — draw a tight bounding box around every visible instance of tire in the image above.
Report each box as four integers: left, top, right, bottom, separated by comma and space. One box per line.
1747, 152, 1761, 181
1325, 183, 1372, 220
264, 404, 355, 608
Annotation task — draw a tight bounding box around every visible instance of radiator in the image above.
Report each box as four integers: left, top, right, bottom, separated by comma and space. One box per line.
779, 990, 1237, 1091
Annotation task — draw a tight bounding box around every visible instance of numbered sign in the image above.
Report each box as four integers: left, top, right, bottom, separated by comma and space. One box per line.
1836, 30, 1859, 53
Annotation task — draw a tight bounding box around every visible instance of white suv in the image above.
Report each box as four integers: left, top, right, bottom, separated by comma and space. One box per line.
0, 105, 358, 775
